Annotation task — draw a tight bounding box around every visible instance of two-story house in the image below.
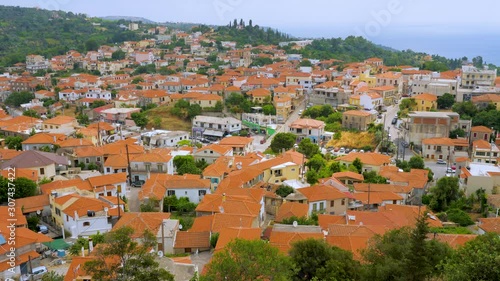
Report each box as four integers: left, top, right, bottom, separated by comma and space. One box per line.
472, 139, 499, 164
289, 118, 325, 144
0, 150, 70, 180
413, 93, 438, 111
273, 95, 292, 123
21, 133, 66, 151
370, 85, 397, 106
193, 144, 233, 164
405, 112, 471, 146
192, 116, 242, 139
247, 88, 272, 104
219, 136, 254, 156
130, 152, 172, 182
470, 126, 493, 143
342, 110, 377, 131
52, 193, 120, 238
421, 137, 455, 162
295, 184, 350, 215
42, 116, 78, 131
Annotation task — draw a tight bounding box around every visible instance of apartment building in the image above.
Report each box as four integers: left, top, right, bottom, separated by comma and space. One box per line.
405, 112, 472, 146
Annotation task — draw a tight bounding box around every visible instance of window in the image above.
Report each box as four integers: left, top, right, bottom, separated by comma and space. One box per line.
97, 157, 101, 162
85, 158, 90, 164
199, 190, 207, 196
312, 203, 318, 212
55, 208, 61, 216
319, 202, 325, 210
167, 190, 176, 196
330, 201, 335, 207
145, 164, 151, 172
342, 199, 346, 205
158, 165, 163, 172
106, 168, 111, 173
40, 168, 45, 175
83, 222, 90, 227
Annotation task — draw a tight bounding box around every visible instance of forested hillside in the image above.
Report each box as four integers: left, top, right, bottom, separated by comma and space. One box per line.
0, 6, 142, 66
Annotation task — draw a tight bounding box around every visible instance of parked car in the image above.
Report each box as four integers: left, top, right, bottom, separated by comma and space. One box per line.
38, 225, 48, 234
339, 147, 345, 154
391, 117, 398, 125
21, 266, 48, 281
446, 168, 456, 174
132, 180, 145, 188
436, 159, 447, 164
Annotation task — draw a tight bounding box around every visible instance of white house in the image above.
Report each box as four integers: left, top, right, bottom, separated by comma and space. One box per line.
141, 130, 191, 148
359, 92, 383, 110
53, 194, 122, 238
164, 174, 211, 204
192, 115, 242, 139
193, 144, 233, 164
289, 118, 325, 144
85, 88, 112, 100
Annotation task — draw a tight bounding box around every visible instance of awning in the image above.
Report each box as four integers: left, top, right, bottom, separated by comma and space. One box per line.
43, 238, 70, 250
203, 130, 224, 137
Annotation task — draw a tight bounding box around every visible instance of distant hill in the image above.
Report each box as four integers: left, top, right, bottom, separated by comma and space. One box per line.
100, 16, 156, 24
0, 5, 143, 67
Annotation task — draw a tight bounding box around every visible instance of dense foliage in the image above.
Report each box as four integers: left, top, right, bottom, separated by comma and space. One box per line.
0, 6, 142, 66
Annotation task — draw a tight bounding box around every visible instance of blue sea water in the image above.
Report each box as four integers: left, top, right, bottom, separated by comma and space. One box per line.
281, 25, 500, 66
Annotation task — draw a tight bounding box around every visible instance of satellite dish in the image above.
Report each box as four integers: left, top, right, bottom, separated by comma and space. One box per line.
36, 210, 41, 215
157, 251, 164, 258
104, 207, 109, 212
179, 224, 183, 230
292, 221, 298, 227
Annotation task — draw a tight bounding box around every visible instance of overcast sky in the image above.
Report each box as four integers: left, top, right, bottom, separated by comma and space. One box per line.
2, 0, 500, 37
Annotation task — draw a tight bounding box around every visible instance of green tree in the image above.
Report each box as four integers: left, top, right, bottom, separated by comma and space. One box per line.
282, 216, 317, 226
173, 155, 201, 175
23, 109, 39, 118
276, 185, 294, 198
306, 154, 327, 172
329, 161, 342, 173
5, 91, 35, 107
90, 100, 106, 109
437, 93, 455, 109
449, 128, 466, 139
306, 170, 319, 185
187, 104, 202, 119
131, 77, 145, 84
299, 59, 312, 67
262, 104, 276, 115
408, 156, 425, 169
445, 209, 474, 226
112, 49, 126, 60
131, 112, 149, 129
352, 158, 363, 173
362, 215, 452, 281
84, 226, 174, 281
5, 136, 23, 150
399, 98, 417, 112
0, 177, 37, 203
428, 177, 461, 212
85, 39, 99, 51
363, 171, 387, 184
452, 101, 478, 120
76, 114, 90, 126
297, 138, 320, 159
201, 239, 294, 281
152, 116, 162, 129
289, 238, 360, 281
442, 233, 500, 281
41, 271, 64, 281
270, 133, 297, 153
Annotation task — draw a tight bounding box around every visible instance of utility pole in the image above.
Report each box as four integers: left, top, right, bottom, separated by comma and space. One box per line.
366, 183, 371, 211
116, 190, 121, 218
161, 220, 165, 253
125, 144, 132, 185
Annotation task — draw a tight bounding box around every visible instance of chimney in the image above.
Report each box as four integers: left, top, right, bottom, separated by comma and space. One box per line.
88, 238, 94, 253
81, 246, 85, 257
53, 136, 57, 143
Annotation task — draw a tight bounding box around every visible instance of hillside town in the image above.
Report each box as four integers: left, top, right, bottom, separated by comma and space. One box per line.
1, 17, 500, 281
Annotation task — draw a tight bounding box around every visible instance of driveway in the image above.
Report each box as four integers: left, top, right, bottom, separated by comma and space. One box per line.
127, 185, 140, 212
254, 99, 306, 152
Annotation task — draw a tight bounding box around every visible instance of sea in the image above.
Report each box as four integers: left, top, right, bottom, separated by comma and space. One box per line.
280, 25, 500, 66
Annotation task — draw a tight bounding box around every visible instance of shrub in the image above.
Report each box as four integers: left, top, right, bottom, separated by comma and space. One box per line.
446, 209, 474, 226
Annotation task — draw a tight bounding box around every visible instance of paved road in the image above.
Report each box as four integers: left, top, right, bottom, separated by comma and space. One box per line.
254, 99, 306, 152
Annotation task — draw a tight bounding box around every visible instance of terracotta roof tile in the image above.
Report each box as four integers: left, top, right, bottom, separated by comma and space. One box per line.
215, 227, 261, 252
113, 212, 171, 238
174, 231, 210, 249
275, 202, 309, 222
336, 152, 391, 166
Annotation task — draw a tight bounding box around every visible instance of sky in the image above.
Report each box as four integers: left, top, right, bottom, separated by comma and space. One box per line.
2, 0, 500, 62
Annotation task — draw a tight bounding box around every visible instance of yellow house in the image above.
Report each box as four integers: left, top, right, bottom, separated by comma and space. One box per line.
190, 94, 223, 108
251, 156, 301, 184
274, 95, 292, 121
247, 88, 272, 104
413, 93, 438, 111
349, 95, 361, 108
371, 86, 397, 106
359, 72, 377, 87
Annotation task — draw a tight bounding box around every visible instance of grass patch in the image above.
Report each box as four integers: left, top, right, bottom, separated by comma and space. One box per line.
429, 227, 473, 235
327, 132, 377, 149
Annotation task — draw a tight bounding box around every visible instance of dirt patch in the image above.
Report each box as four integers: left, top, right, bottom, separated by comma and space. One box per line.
146, 105, 192, 131
327, 131, 377, 149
